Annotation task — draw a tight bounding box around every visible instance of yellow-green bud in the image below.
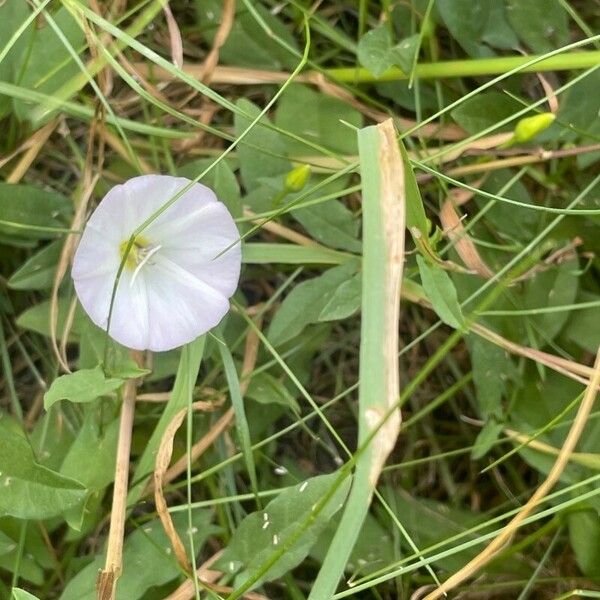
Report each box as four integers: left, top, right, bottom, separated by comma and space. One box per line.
513, 112, 555, 144
284, 164, 311, 193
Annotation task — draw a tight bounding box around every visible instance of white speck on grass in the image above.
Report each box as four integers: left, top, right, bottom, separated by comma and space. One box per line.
299, 481, 308, 493
165, 547, 172, 554
272, 534, 279, 545
262, 521, 270, 530
229, 561, 235, 572
144, 527, 152, 533
263, 512, 268, 521
274, 465, 288, 475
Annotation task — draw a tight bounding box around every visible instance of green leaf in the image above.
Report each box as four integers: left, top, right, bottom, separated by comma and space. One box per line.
451, 92, 522, 135
389, 34, 420, 75
0, 1, 32, 118
292, 199, 361, 252
268, 262, 359, 346
566, 292, 600, 353
60, 414, 119, 491
8, 240, 62, 290
399, 141, 430, 239
178, 158, 242, 218
319, 272, 362, 321
59, 511, 216, 600
217, 473, 351, 588
358, 25, 394, 78
470, 337, 513, 421
506, 0, 569, 54
12, 589, 41, 600
522, 258, 579, 342
437, 0, 518, 57
13, 7, 86, 122
195, 0, 299, 70
43, 366, 123, 410
568, 510, 600, 577
275, 84, 363, 155
0, 183, 71, 240
416, 256, 464, 329
17, 297, 85, 341
234, 98, 290, 192
0, 420, 86, 520
246, 372, 300, 412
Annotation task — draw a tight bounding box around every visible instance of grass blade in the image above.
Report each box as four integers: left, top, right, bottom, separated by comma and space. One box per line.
308, 119, 405, 598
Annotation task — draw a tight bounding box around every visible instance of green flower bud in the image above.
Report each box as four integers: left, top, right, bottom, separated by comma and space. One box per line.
513, 112, 555, 144
284, 164, 311, 193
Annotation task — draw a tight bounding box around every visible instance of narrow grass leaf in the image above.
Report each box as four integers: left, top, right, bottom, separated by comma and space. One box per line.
309, 119, 405, 598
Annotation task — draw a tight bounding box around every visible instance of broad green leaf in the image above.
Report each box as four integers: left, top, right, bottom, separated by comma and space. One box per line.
275, 84, 363, 155
195, 0, 299, 70
43, 365, 123, 410
416, 256, 464, 329
12, 589, 40, 600
292, 199, 362, 252
178, 158, 242, 218
0, 420, 86, 520
319, 271, 361, 321
565, 292, 600, 353
470, 337, 513, 421
358, 25, 395, 78
390, 34, 420, 75
312, 513, 395, 577
60, 413, 119, 491
437, 0, 518, 57
14, 7, 85, 122
217, 473, 351, 588
0, 183, 71, 240
478, 169, 537, 242
268, 262, 359, 346
0, 0, 32, 118
234, 98, 290, 191
246, 372, 300, 412
8, 240, 62, 290
451, 92, 522, 135
568, 510, 600, 577
506, 0, 569, 53
522, 258, 579, 342
59, 512, 216, 600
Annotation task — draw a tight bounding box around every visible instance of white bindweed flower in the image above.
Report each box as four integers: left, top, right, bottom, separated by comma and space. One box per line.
72, 175, 241, 351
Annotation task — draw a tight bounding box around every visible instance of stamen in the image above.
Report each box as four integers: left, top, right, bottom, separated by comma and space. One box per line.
130, 244, 162, 287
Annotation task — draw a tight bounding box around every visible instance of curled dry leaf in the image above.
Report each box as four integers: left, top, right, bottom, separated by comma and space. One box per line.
154, 400, 218, 573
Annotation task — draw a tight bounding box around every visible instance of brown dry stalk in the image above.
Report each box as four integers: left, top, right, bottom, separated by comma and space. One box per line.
197, 0, 236, 85
154, 400, 218, 573
97, 352, 142, 600
6, 119, 59, 183
162, 2, 183, 69
423, 345, 600, 599
439, 181, 494, 279
243, 208, 319, 247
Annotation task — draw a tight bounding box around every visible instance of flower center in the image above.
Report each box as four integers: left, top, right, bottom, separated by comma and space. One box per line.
119, 235, 151, 270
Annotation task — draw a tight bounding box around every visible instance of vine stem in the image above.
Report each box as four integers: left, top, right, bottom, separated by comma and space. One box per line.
325, 49, 600, 82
